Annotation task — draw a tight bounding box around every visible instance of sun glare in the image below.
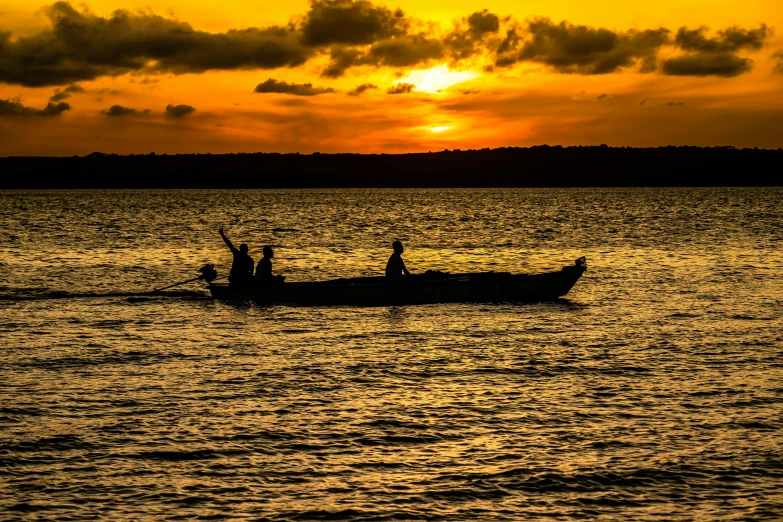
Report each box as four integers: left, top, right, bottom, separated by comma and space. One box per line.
428, 126, 454, 133
395, 65, 479, 94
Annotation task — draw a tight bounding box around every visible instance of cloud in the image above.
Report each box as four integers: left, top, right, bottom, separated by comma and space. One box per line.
674, 25, 770, 53
387, 82, 415, 94
164, 104, 196, 118
254, 78, 335, 96
444, 10, 501, 60
596, 93, 608, 100
363, 34, 444, 67
49, 83, 84, 102
49, 91, 71, 102
467, 10, 500, 35
666, 101, 685, 106
0, 98, 71, 116
321, 34, 444, 76
660, 25, 771, 77
348, 83, 377, 95
0, 1, 311, 86
300, 0, 408, 46
639, 98, 649, 106
321, 47, 365, 77
0, 1, 773, 86
775, 51, 783, 74
660, 53, 752, 77
499, 18, 670, 74
101, 105, 150, 116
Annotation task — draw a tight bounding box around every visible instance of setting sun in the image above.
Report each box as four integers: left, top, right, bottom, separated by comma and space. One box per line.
393, 65, 480, 94
427, 125, 454, 133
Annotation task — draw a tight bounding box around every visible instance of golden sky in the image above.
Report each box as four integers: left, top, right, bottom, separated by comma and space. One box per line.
1, 0, 782, 155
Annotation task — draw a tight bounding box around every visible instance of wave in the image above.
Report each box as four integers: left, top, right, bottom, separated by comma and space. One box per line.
0, 288, 208, 302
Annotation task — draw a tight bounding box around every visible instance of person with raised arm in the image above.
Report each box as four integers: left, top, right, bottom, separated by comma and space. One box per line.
219, 226, 254, 287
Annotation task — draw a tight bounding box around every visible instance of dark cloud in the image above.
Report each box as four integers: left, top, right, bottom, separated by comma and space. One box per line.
444, 10, 501, 60
50, 91, 72, 102
321, 47, 364, 77
364, 34, 444, 67
48, 82, 86, 102
348, 83, 377, 95
321, 34, 444, 76
254, 78, 335, 96
661, 25, 771, 77
101, 105, 150, 116
497, 27, 522, 56
0, 1, 773, 86
0, 1, 311, 86
775, 51, 783, 74
666, 101, 685, 106
387, 83, 415, 94
500, 18, 669, 74
468, 10, 500, 35
300, 0, 408, 46
0, 98, 71, 116
164, 104, 196, 118
674, 25, 769, 53
596, 93, 608, 100
660, 53, 752, 77
639, 98, 649, 106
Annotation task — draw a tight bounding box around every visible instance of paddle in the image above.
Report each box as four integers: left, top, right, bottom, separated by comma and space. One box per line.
152, 275, 204, 293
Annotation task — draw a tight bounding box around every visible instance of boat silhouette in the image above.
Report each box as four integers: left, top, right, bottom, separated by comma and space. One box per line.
208, 257, 587, 306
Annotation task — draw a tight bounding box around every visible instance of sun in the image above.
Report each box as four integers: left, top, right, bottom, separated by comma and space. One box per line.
393, 65, 479, 94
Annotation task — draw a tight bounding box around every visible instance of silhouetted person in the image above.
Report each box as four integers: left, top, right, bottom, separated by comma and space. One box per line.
219, 227, 254, 287
385, 240, 411, 282
255, 246, 284, 286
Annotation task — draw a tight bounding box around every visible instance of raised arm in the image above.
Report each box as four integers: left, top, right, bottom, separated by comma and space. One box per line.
219, 227, 238, 254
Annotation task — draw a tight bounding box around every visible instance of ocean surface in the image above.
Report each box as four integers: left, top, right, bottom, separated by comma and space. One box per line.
1, 188, 782, 520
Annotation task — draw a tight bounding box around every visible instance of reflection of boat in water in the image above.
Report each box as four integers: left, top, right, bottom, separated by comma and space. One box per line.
208, 257, 587, 306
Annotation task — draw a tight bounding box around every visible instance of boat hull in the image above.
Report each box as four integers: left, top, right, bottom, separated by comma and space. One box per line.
207, 260, 587, 306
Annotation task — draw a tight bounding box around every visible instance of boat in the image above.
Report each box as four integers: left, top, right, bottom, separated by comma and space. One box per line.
207, 257, 587, 306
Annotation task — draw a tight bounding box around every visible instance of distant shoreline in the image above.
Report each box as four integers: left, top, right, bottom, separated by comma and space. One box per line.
2, 146, 781, 188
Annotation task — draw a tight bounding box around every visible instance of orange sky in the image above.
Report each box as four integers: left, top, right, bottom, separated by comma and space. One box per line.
1, 0, 782, 155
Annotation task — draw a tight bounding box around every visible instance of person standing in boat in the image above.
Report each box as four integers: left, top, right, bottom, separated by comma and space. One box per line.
219, 227, 254, 287
255, 246, 285, 286
385, 240, 411, 282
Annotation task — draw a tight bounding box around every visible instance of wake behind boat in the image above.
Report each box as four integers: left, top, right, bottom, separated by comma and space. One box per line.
207, 257, 587, 306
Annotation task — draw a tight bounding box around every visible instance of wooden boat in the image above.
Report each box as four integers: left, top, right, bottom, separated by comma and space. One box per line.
207, 257, 587, 306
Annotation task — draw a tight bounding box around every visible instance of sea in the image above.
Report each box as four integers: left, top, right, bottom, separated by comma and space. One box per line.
1, 188, 782, 520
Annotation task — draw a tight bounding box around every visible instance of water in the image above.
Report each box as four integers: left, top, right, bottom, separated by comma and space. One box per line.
1, 188, 782, 520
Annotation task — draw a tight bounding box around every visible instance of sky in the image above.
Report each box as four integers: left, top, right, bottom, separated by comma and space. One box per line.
1, 0, 782, 155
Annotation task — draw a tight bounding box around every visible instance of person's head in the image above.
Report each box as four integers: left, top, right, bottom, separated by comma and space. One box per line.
392, 240, 404, 254
263, 246, 274, 258
239, 243, 249, 254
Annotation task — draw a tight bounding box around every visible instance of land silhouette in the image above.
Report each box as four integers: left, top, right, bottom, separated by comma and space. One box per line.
1, 146, 780, 188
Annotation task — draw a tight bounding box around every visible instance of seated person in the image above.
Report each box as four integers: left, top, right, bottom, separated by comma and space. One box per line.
255, 246, 284, 286
385, 240, 411, 282
219, 227, 254, 287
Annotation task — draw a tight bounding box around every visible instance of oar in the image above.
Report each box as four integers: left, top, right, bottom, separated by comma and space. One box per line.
152, 275, 203, 293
